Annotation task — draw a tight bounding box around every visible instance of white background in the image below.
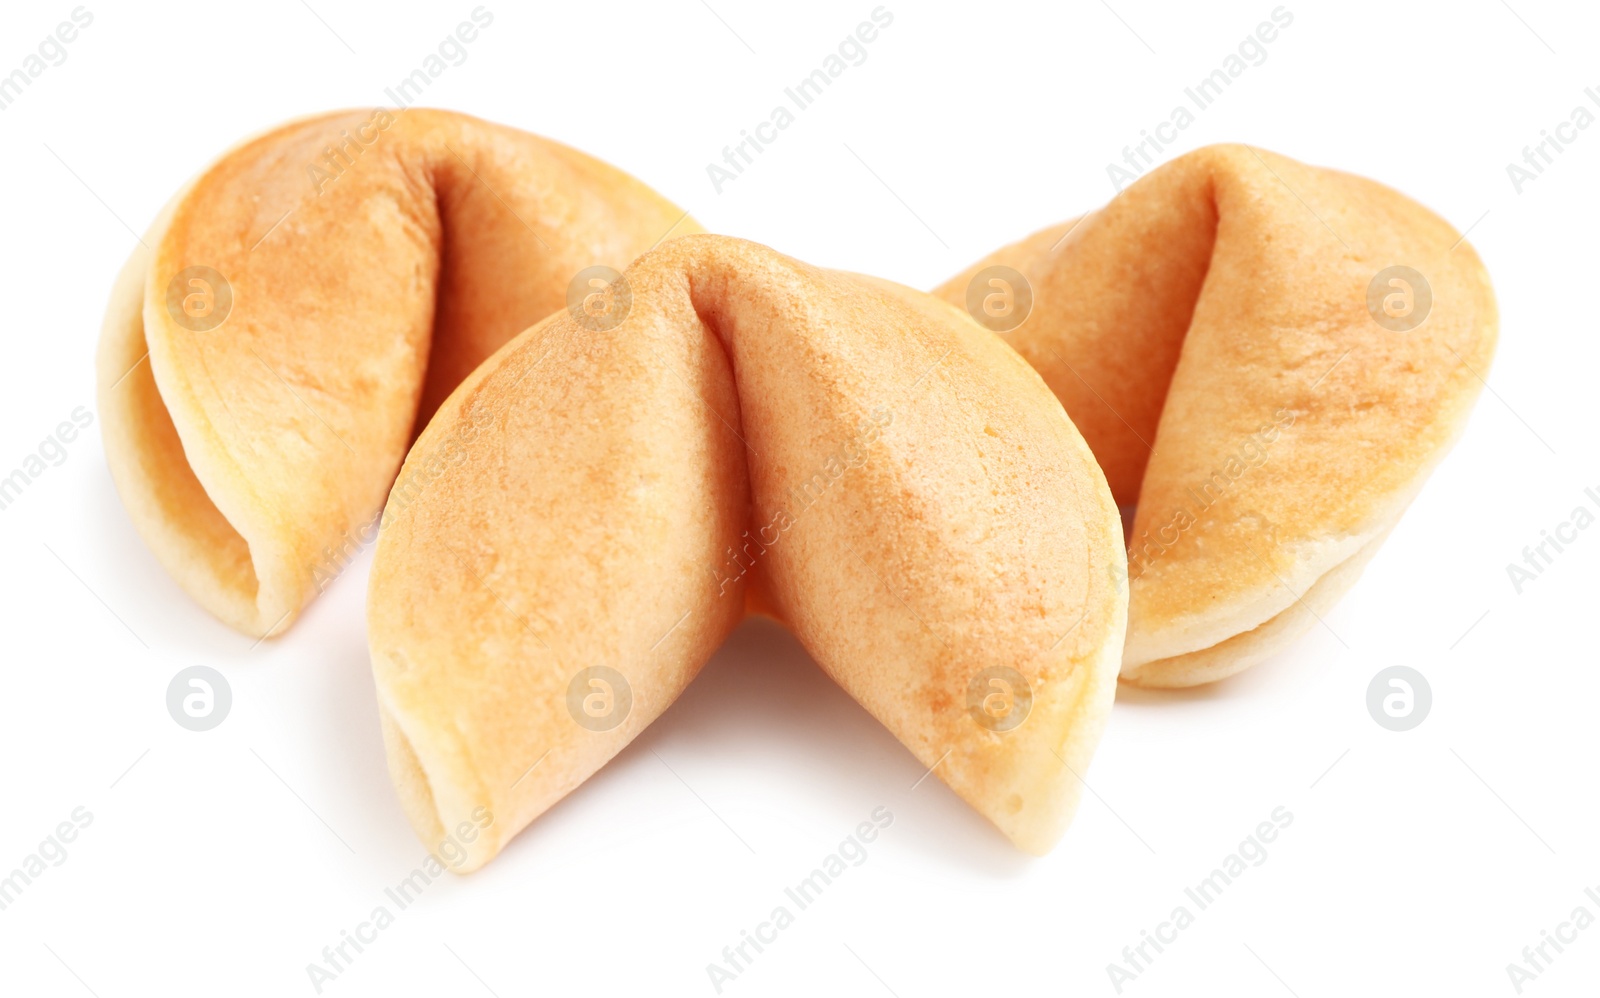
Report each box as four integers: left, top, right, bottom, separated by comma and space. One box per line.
1, 1, 1596, 995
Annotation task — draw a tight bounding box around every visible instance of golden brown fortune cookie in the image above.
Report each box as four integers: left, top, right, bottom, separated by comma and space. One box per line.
938, 144, 1497, 687
367, 234, 1126, 870
97, 109, 699, 637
